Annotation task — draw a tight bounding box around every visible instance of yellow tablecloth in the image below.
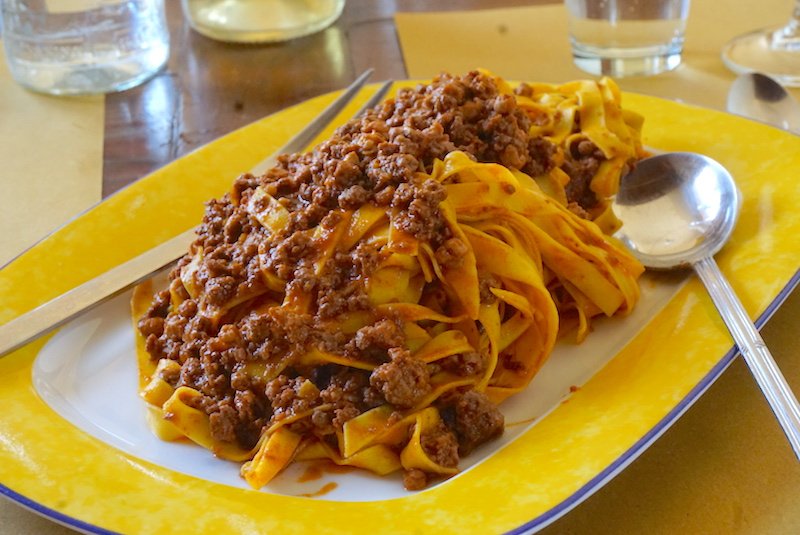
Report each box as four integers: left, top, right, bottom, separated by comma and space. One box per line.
395, 1, 800, 533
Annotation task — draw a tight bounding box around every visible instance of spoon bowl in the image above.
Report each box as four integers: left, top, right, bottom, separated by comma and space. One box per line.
613, 152, 740, 269
613, 152, 800, 459
727, 72, 800, 133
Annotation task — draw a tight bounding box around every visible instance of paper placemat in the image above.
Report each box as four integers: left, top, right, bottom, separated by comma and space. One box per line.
0, 36, 103, 534
396, 0, 800, 111
0, 40, 103, 267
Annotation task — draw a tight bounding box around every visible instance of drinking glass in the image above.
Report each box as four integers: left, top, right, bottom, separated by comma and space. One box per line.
1, 0, 169, 95
181, 0, 345, 43
565, 0, 691, 77
721, 1, 800, 87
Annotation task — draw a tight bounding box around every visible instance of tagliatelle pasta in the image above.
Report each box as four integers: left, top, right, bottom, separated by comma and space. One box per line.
506, 73, 645, 232
132, 71, 645, 491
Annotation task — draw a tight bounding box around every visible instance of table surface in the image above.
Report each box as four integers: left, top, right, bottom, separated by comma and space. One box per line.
6, 0, 800, 533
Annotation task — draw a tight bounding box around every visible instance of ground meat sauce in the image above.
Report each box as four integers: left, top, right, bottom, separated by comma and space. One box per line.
562, 139, 605, 209
137, 70, 611, 489
515, 82, 608, 209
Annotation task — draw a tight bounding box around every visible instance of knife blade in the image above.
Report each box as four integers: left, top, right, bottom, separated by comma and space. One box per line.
0, 72, 394, 358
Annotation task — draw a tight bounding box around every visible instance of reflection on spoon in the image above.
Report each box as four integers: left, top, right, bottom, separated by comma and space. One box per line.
613, 152, 800, 459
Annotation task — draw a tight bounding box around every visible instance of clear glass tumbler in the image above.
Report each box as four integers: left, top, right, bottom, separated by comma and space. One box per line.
565, 0, 691, 77
1, 0, 169, 95
181, 0, 345, 43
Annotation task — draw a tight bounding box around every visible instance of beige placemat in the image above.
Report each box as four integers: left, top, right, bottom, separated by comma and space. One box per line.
396, 2, 800, 534
0, 38, 103, 533
0, 40, 104, 267
396, 0, 800, 111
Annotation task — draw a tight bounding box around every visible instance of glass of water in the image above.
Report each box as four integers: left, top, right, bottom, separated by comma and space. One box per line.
181, 0, 345, 43
565, 0, 690, 77
0, 0, 170, 95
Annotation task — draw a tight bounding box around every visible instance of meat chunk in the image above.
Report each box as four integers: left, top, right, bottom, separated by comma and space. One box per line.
345, 318, 405, 362
265, 376, 321, 423
369, 349, 431, 408
435, 237, 469, 268
453, 390, 504, 455
391, 178, 448, 244
421, 421, 459, 468
403, 469, 428, 491
209, 400, 238, 443
562, 139, 606, 210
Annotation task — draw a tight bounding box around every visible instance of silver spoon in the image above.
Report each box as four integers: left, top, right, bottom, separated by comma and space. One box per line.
613, 152, 800, 458
727, 72, 800, 133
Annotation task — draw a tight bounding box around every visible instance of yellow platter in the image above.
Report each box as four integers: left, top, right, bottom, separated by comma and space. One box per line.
1, 83, 799, 534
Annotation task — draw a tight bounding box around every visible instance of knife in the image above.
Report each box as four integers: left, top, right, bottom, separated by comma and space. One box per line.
0, 72, 394, 358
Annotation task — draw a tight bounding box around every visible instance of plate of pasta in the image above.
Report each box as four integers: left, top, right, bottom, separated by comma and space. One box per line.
2, 71, 799, 534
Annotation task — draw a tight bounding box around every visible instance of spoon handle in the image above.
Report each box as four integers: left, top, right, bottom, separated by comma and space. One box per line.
694, 256, 800, 459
